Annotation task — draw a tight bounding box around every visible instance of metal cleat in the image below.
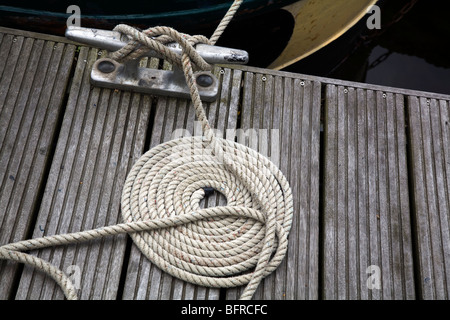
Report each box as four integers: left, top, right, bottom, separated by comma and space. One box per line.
65, 26, 249, 102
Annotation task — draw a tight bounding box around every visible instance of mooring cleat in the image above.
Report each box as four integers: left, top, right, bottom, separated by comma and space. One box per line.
65, 26, 249, 102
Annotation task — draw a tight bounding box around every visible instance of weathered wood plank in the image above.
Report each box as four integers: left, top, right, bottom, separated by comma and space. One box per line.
225, 72, 321, 300
408, 96, 450, 299
4, 27, 450, 301
14, 46, 152, 299
0, 32, 75, 299
233, 64, 450, 101
121, 66, 242, 300
323, 85, 415, 299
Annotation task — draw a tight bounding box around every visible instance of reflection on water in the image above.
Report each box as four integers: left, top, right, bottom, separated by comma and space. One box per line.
283, 0, 450, 95
1, 0, 447, 95
366, 46, 450, 95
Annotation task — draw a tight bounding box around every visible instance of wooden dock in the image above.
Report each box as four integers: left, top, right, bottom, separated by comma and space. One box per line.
0, 27, 449, 300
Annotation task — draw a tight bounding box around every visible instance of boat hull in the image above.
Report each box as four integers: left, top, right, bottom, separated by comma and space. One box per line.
270, 0, 378, 69
0, 0, 379, 69
0, 0, 298, 36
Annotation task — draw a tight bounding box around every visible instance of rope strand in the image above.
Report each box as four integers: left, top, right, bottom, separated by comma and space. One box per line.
0, 0, 293, 300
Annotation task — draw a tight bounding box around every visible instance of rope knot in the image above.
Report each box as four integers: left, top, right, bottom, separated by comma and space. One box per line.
0, 0, 294, 301
110, 24, 212, 72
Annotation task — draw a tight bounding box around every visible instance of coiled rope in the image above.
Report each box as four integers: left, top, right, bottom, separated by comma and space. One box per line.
0, 0, 293, 300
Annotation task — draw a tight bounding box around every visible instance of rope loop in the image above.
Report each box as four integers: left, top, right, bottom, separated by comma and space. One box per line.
110, 24, 212, 72
0, 0, 294, 300
121, 137, 293, 299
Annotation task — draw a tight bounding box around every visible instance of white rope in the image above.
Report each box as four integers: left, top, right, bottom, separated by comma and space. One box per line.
0, 0, 294, 300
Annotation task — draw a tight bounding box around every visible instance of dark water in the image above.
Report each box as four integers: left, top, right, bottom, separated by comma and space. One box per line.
365, 46, 450, 95
282, 0, 450, 95
1, 0, 448, 95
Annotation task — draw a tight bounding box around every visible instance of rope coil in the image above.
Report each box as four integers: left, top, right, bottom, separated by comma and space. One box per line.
121, 137, 293, 299
0, 0, 294, 300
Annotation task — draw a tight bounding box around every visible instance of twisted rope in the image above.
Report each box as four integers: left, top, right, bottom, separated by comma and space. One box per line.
0, 0, 294, 300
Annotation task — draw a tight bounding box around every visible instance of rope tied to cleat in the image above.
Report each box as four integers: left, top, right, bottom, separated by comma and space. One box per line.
0, 0, 294, 300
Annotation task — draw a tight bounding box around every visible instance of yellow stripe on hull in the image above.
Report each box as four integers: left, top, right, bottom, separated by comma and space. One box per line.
270, 0, 378, 70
